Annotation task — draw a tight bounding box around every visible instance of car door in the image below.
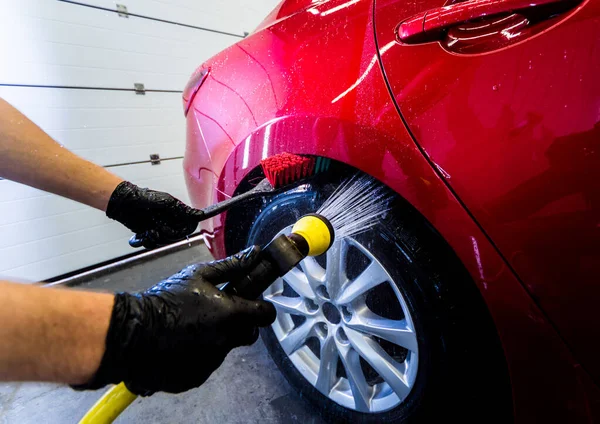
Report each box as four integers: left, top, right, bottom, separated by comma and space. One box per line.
374, 0, 600, 381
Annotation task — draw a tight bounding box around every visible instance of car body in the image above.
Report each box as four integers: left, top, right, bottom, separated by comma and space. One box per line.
183, 0, 600, 421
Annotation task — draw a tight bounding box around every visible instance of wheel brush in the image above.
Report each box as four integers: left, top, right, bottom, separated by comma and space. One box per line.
129, 152, 331, 247
216, 154, 336, 298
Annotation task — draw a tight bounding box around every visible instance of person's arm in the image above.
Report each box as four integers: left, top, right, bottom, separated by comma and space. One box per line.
0, 97, 202, 247
0, 97, 123, 211
0, 247, 276, 394
0, 281, 113, 384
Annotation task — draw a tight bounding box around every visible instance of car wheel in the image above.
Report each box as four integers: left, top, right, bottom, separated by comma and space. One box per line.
228, 169, 512, 423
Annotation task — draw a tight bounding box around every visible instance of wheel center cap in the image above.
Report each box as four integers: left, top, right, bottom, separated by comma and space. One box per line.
322, 302, 341, 324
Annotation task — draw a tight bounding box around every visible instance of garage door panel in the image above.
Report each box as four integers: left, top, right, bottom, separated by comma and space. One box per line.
0, 195, 84, 225
0, 221, 127, 271
77, 143, 183, 167
0, 87, 185, 166
0, 41, 191, 87
0, 180, 47, 203
49, 125, 182, 150
73, 0, 280, 36
0, 159, 190, 281
0, 208, 108, 249
0, 0, 239, 90
24, 107, 179, 131
0, 86, 179, 108
4, 239, 133, 282
114, 157, 188, 186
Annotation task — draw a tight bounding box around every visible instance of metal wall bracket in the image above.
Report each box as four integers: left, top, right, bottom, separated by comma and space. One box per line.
150, 154, 161, 165
134, 83, 145, 95
116, 4, 129, 18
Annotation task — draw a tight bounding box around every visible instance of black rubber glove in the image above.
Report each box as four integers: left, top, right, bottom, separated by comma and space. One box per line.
74, 246, 276, 396
106, 181, 205, 248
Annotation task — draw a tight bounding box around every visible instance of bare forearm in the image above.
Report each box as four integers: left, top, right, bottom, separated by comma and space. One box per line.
0, 281, 113, 385
0, 98, 123, 211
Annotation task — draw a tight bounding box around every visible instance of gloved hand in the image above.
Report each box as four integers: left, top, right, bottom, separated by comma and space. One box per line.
74, 246, 276, 395
106, 181, 204, 248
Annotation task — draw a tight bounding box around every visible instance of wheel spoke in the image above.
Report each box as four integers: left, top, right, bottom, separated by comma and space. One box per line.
265, 294, 311, 316
283, 267, 316, 299
279, 319, 315, 355
344, 328, 412, 401
347, 310, 418, 353
335, 261, 388, 305
263, 276, 284, 297
299, 256, 326, 291
315, 335, 338, 396
270, 234, 419, 413
337, 342, 372, 412
325, 238, 348, 300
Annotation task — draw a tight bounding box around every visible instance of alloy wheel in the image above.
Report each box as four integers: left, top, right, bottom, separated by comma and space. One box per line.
263, 228, 419, 413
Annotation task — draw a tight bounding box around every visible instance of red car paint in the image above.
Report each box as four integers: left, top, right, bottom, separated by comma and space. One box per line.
376, 0, 600, 387
183, 0, 600, 420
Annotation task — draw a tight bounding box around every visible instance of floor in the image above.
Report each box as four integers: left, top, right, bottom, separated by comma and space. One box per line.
0, 245, 326, 424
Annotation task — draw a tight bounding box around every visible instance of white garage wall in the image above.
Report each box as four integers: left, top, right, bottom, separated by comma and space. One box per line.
0, 87, 185, 166
70, 0, 275, 36
0, 0, 241, 90
0, 0, 281, 282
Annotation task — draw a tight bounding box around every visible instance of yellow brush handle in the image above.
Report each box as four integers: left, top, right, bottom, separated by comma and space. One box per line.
79, 382, 138, 424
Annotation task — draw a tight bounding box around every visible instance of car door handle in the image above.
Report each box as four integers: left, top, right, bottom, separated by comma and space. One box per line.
397, 0, 566, 44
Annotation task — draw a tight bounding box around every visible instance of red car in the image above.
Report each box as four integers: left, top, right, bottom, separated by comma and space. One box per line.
182, 0, 600, 421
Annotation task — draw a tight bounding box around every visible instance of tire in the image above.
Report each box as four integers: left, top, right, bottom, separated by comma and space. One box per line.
225, 169, 512, 423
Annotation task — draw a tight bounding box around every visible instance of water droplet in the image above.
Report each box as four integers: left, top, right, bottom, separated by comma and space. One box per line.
528, 60, 532, 70
492, 84, 500, 91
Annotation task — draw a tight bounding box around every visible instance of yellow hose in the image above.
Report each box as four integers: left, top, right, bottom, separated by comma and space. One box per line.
79, 382, 138, 424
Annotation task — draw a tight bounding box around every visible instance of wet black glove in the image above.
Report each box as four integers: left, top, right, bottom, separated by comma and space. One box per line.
74, 246, 276, 396
106, 181, 204, 248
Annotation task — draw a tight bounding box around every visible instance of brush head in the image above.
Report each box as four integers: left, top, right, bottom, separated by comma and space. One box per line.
260, 153, 315, 188
291, 214, 334, 257
261, 153, 331, 189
